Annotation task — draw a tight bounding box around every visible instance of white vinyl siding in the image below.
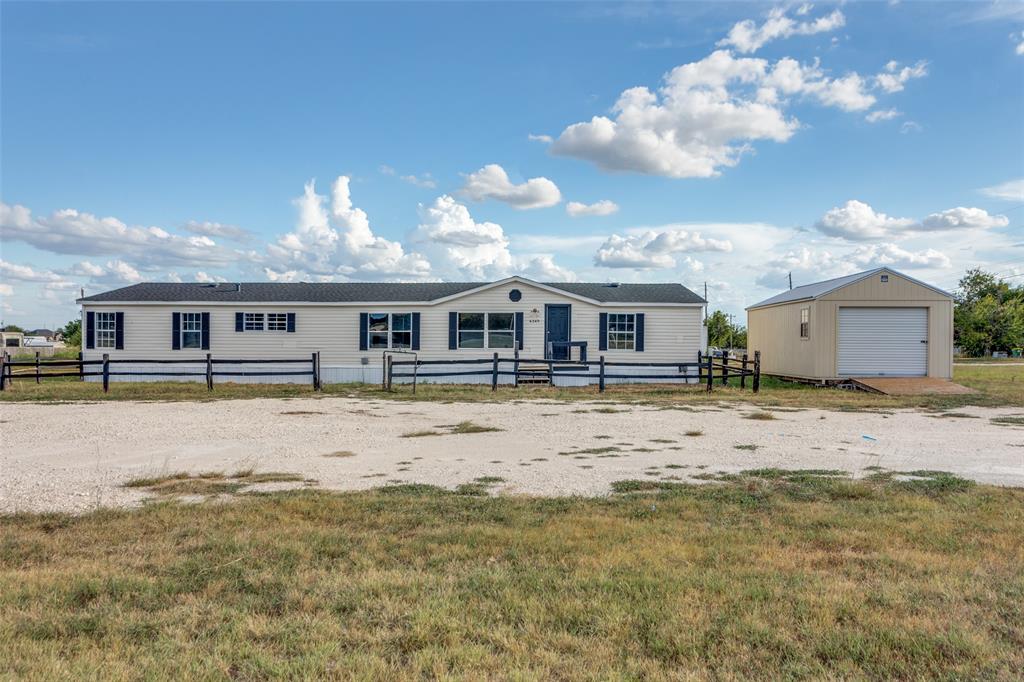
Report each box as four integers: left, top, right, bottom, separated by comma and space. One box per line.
81, 282, 704, 381
837, 307, 927, 377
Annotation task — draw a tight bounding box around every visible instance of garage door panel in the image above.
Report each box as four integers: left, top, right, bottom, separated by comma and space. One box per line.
838, 308, 927, 377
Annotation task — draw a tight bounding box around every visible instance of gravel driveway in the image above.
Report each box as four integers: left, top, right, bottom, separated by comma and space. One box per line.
2, 398, 1023, 514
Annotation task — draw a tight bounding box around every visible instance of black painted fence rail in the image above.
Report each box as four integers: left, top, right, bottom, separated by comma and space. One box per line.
0, 351, 322, 392
385, 350, 760, 394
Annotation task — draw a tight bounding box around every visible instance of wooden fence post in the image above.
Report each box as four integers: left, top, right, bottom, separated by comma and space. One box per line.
386, 355, 394, 391
740, 353, 748, 389
752, 350, 761, 394
706, 351, 713, 393
599, 355, 606, 393
0, 351, 6, 391
78, 351, 84, 381
721, 353, 729, 386
35, 351, 41, 384
491, 352, 499, 392
206, 353, 213, 391
513, 348, 520, 388
312, 351, 321, 391
102, 353, 110, 393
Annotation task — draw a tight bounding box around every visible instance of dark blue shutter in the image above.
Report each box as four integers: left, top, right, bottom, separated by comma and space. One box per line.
411, 313, 421, 350
635, 313, 645, 352
514, 312, 524, 351
448, 312, 458, 350
85, 311, 95, 349
114, 312, 124, 350
201, 312, 210, 350
235, 312, 244, 332
172, 313, 181, 350
359, 313, 368, 351
598, 313, 608, 352
286, 313, 296, 333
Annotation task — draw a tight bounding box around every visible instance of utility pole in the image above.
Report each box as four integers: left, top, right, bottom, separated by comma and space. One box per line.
727, 313, 734, 350
703, 282, 708, 322
788, 272, 793, 290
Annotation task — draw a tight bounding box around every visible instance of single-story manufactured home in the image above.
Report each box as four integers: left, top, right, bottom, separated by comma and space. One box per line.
746, 267, 953, 380
77, 277, 707, 384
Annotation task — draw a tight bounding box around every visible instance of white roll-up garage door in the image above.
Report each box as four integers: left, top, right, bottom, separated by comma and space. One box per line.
837, 307, 927, 377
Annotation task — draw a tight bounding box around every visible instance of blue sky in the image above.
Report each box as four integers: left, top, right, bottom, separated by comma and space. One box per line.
2, 0, 1022, 327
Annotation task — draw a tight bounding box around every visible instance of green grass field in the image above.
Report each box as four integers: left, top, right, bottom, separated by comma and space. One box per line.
1, 472, 1022, 679
2, 363, 1021, 410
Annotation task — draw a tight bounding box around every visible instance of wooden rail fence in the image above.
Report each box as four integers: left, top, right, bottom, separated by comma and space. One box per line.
385, 350, 760, 393
0, 351, 322, 392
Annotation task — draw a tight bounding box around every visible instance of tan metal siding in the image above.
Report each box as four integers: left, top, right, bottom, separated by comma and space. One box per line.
748, 271, 953, 380
82, 281, 704, 367
746, 300, 818, 378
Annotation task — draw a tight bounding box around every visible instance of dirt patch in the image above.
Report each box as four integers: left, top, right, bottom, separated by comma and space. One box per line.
1, 398, 1023, 513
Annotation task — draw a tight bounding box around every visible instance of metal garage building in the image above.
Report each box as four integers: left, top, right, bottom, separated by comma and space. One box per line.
746, 268, 954, 381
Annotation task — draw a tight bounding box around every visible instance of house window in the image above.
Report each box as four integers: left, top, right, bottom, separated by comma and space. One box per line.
800, 307, 810, 339
367, 313, 412, 349
880, 274, 889, 283
244, 313, 264, 331
607, 313, 636, 350
458, 313, 515, 349
96, 312, 117, 349
181, 312, 203, 349
267, 313, 288, 331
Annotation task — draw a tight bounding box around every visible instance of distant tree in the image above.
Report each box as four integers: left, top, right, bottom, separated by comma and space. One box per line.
706, 310, 748, 350
953, 268, 1024, 356
62, 319, 82, 348
2, 324, 24, 333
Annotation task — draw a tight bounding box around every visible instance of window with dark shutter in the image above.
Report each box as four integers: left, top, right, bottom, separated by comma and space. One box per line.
172, 313, 181, 350
598, 313, 608, 352
85, 311, 95, 350
359, 313, 369, 351
201, 312, 210, 350
114, 312, 124, 350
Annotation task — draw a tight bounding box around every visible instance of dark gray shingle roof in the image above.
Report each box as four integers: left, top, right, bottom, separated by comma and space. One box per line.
79, 280, 705, 304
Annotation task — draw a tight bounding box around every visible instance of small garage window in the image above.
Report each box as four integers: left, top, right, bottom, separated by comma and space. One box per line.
799, 307, 810, 339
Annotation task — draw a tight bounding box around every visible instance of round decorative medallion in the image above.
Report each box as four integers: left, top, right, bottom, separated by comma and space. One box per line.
509, 288, 522, 302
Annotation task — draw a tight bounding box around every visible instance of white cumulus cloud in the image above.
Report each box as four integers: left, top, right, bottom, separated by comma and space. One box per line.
979, 178, 1024, 202
718, 6, 846, 54
594, 229, 733, 269
266, 176, 431, 280
460, 164, 562, 209
183, 220, 252, 242
815, 200, 916, 240
566, 200, 620, 217
848, 243, 951, 269
874, 60, 928, 93
865, 108, 902, 123
0, 202, 236, 267
550, 49, 893, 179
920, 207, 1009, 231
816, 200, 1009, 240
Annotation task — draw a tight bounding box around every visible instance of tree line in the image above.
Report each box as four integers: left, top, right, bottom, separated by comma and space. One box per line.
954, 268, 1023, 356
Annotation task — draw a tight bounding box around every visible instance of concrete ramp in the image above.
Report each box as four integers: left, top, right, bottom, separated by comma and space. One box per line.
851, 377, 976, 396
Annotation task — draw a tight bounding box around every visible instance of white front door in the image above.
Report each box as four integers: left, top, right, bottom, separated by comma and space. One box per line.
837, 307, 928, 377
